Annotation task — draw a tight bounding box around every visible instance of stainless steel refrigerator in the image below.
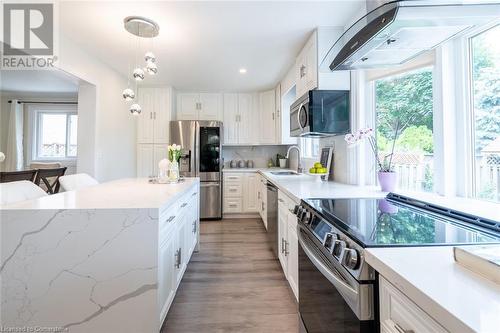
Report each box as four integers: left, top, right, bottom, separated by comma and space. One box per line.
170, 120, 222, 219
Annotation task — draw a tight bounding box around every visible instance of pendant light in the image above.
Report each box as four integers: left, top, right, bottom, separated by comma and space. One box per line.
122, 16, 160, 115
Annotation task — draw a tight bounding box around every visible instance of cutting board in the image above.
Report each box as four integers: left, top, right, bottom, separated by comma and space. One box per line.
454, 245, 500, 284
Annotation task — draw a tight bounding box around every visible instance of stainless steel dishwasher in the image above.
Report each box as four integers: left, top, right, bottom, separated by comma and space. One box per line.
266, 181, 278, 258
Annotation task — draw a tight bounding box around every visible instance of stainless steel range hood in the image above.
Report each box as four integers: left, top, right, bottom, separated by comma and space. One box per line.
322, 0, 500, 71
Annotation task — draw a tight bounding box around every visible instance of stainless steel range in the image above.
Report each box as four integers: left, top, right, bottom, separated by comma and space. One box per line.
295, 193, 500, 333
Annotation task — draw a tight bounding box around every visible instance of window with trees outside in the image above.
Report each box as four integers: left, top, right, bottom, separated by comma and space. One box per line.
375, 67, 434, 192
470, 24, 500, 202
32, 106, 78, 161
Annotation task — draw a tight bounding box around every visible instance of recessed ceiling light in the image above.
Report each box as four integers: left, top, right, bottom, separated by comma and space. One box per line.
239, 68, 247, 74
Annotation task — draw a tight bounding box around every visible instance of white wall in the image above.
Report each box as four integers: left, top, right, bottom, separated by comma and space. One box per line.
57, 33, 136, 181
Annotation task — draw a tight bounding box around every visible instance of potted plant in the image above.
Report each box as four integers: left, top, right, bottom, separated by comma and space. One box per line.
277, 154, 287, 168
344, 123, 400, 192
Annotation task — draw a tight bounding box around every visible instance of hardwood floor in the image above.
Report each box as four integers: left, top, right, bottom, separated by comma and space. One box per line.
161, 218, 299, 333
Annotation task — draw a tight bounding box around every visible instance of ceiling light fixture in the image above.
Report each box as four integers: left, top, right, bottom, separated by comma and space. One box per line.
122, 16, 160, 115
239, 68, 247, 74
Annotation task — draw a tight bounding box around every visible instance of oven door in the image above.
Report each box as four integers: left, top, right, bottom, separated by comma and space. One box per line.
290, 100, 309, 137
298, 225, 375, 333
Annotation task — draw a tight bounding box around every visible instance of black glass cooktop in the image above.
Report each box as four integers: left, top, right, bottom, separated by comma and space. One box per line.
302, 196, 500, 248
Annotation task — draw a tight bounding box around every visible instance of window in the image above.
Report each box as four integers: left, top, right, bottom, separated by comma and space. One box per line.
374, 67, 434, 192
470, 24, 500, 202
300, 138, 320, 159
31, 105, 78, 161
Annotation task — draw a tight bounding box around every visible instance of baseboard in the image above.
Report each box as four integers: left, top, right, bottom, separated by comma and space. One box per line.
223, 213, 260, 219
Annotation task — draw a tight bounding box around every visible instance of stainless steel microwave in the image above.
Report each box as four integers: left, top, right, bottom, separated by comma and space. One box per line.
290, 90, 350, 137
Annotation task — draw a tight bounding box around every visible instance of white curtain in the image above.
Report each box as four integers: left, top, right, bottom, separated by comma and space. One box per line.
5, 100, 24, 171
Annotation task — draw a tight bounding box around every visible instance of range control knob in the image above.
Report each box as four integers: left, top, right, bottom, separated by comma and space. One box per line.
323, 232, 338, 251
301, 211, 311, 224
293, 205, 301, 215
342, 248, 359, 270
332, 240, 346, 258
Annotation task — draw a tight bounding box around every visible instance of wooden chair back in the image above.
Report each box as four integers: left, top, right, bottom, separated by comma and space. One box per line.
0, 170, 37, 183
34, 167, 67, 194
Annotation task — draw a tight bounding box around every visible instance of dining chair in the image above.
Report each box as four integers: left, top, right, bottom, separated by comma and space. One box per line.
0, 180, 48, 206
34, 167, 67, 194
0, 169, 38, 183
59, 173, 99, 192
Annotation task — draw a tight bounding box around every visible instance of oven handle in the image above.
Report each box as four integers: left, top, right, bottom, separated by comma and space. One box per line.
298, 230, 358, 300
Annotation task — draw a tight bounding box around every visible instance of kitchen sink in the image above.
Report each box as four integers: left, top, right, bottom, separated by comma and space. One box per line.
270, 171, 300, 176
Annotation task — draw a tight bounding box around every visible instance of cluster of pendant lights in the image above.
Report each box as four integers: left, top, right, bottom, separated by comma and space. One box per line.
122, 16, 160, 115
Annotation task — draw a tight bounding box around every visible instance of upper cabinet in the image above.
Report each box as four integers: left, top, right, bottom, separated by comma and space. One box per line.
258, 90, 276, 144
137, 87, 172, 144
223, 93, 259, 145
295, 28, 351, 99
176, 92, 223, 121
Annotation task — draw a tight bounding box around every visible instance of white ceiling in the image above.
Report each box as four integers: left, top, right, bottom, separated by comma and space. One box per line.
60, 1, 364, 92
0, 69, 80, 93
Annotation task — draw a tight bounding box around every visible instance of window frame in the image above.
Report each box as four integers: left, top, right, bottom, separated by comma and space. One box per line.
27, 104, 78, 164
464, 21, 500, 201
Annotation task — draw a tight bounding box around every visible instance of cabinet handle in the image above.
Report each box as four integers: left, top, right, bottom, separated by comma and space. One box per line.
192, 221, 197, 233
284, 240, 289, 256
281, 238, 285, 254
278, 198, 285, 203
300, 65, 306, 78
258, 192, 261, 199
229, 188, 237, 192
277, 109, 280, 117
272, 112, 275, 121
174, 249, 180, 268
192, 192, 197, 196
167, 215, 176, 222
261, 202, 264, 211
150, 112, 153, 120
181, 202, 188, 208
229, 204, 237, 208
394, 324, 414, 333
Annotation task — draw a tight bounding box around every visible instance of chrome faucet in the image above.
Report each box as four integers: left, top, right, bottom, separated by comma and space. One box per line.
286, 145, 302, 173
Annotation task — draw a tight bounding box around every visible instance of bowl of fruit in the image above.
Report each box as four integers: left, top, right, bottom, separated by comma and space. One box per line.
308, 162, 328, 181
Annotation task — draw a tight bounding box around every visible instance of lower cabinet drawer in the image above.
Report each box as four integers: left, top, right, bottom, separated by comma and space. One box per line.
224, 198, 243, 213
379, 276, 448, 333
224, 182, 242, 197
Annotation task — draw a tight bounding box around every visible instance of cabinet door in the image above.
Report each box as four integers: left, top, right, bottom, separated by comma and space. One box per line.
243, 173, 259, 212
175, 214, 187, 286
199, 93, 222, 121
177, 93, 199, 120
223, 93, 239, 145
259, 90, 276, 144
304, 35, 318, 91
153, 144, 168, 176
159, 233, 176, 322
237, 93, 254, 145
153, 88, 171, 144
278, 204, 288, 276
295, 52, 306, 98
137, 144, 154, 177
260, 178, 268, 228
137, 88, 155, 143
184, 201, 196, 260
286, 216, 299, 301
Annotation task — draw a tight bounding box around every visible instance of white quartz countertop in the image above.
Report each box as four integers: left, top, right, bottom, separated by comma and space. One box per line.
0, 177, 199, 210
365, 246, 500, 333
223, 167, 286, 173
259, 171, 386, 202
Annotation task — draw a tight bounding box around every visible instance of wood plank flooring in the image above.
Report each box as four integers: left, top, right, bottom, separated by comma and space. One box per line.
161, 218, 299, 333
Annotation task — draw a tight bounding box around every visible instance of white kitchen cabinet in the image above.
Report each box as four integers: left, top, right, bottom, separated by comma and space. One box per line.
137, 144, 168, 178
223, 93, 259, 145
259, 175, 267, 228
379, 276, 448, 333
176, 92, 222, 121
294, 28, 351, 100
223, 172, 259, 215
243, 173, 259, 212
258, 90, 277, 144
275, 83, 297, 145
137, 87, 172, 144
277, 189, 299, 301
223, 93, 239, 144
158, 185, 199, 324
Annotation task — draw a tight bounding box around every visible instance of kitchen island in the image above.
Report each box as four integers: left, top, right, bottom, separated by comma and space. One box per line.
0, 178, 200, 333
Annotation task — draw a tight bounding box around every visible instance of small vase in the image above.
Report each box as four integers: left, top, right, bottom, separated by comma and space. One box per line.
279, 159, 287, 168
168, 161, 180, 182
378, 171, 397, 192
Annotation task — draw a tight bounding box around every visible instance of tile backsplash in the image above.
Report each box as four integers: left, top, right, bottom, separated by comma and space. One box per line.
222, 146, 289, 168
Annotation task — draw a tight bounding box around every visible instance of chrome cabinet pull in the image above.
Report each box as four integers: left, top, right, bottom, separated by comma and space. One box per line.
191, 192, 197, 196
278, 198, 285, 203
284, 240, 289, 256
394, 324, 414, 333
281, 238, 285, 254
181, 202, 188, 208
167, 215, 176, 222
174, 249, 180, 268
272, 113, 275, 120
192, 221, 197, 233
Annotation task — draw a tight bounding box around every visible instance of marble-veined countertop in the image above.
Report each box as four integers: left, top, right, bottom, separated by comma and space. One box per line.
0, 177, 199, 210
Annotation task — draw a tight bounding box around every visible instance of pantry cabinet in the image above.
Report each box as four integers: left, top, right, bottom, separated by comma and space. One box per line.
176, 92, 223, 121
136, 87, 173, 178
277, 189, 299, 300
258, 90, 277, 144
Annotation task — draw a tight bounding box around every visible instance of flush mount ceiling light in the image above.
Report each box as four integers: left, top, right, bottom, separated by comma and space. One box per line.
122, 16, 160, 115
239, 68, 247, 74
